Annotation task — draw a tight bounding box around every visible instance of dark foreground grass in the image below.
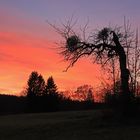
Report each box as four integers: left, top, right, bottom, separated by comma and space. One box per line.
0, 110, 140, 140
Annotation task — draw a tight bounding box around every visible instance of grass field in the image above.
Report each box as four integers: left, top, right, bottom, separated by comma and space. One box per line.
0, 110, 140, 140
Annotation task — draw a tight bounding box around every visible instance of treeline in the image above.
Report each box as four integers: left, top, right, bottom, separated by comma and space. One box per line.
0, 95, 26, 114
26, 71, 60, 112
0, 71, 96, 114
1, 71, 140, 115
25, 71, 96, 112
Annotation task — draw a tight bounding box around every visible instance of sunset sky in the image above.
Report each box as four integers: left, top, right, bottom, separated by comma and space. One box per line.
0, 0, 140, 95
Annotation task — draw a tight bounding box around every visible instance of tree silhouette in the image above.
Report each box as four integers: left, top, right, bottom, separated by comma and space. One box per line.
45, 76, 59, 111
67, 29, 130, 96
27, 71, 45, 97
49, 20, 133, 108
45, 76, 58, 95
74, 85, 94, 101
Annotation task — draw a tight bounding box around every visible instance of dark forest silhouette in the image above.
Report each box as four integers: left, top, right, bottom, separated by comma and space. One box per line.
0, 70, 140, 116
26, 71, 95, 112
0, 71, 95, 114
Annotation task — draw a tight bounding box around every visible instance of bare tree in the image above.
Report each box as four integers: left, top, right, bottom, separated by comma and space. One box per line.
74, 84, 94, 101
101, 56, 120, 94
123, 17, 133, 69
118, 17, 140, 96
134, 29, 140, 95
99, 18, 134, 95
130, 29, 140, 95
48, 20, 133, 102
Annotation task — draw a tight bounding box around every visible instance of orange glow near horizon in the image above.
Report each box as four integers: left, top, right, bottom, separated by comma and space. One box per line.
0, 6, 106, 98
0, 30, 102, 96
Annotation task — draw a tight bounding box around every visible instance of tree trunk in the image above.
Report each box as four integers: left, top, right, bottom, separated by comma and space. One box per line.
112, 32, 130, 95
112, 32, 133, 115
119, 50, 130, 94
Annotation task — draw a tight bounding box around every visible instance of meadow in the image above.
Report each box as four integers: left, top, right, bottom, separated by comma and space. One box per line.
0, 110, 140, 140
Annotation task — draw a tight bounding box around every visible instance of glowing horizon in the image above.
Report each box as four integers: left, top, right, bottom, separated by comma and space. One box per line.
0, 21, 102, 95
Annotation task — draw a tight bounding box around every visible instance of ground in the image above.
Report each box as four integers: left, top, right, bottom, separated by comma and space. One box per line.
0, 110, 140, 140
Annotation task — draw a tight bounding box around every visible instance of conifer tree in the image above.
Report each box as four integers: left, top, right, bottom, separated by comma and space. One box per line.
45, 76, 58, 95
27, 71, 45, 97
